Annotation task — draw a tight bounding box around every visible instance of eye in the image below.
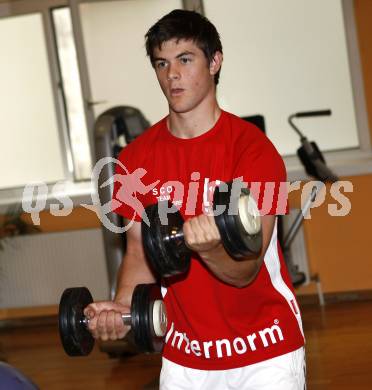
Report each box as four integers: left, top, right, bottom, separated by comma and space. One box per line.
180, 57, 192, 64
155, 61, 167, 69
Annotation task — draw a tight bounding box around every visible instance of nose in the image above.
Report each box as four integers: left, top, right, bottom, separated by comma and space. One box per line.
167, 62, 180, 81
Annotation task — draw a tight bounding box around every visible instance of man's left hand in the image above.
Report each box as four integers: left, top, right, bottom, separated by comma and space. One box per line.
183, 214, 222, 254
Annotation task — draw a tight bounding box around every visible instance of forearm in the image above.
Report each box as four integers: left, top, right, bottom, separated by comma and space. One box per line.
113, 220, 156, 305
192, 214, 276, 288
199, 244, 261, 288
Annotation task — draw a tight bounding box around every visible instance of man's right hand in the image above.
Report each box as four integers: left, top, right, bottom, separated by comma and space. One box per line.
83, 301, 130, 341
84, 220, 157, 342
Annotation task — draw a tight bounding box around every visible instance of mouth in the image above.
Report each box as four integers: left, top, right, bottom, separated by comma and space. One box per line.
170, 88, 185, 97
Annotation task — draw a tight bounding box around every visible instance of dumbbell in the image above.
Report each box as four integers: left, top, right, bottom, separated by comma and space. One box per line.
58, 283, 167, 356
142, 181, 262, 277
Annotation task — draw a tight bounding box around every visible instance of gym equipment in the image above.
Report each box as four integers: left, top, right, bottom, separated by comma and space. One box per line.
288, 110, 338, 183
142, 181, 262, 277
94, 106, 150, 358
94, 106, 150, 300
285, 109, 337, 298
58, 283, 166, 356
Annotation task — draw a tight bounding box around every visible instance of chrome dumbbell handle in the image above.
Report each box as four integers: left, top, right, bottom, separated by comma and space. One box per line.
81, 313, 132, 326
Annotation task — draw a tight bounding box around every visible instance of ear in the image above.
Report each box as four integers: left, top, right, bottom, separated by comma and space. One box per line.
209, 51, 223, 76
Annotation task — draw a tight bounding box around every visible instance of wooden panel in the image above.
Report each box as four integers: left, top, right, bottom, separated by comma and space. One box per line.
0, 305, 57, 321
0, 206, 101, 234
296, 174, 372, 295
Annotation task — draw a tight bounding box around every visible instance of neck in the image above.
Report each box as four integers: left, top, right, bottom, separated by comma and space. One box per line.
167, 96, 221, 139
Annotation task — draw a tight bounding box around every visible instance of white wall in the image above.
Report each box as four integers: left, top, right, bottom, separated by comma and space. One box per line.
204, 0, 359, 155
80, 0, 182, 124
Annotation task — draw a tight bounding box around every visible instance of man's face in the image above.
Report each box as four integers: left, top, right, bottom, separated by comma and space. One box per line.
152, 39, 219, 114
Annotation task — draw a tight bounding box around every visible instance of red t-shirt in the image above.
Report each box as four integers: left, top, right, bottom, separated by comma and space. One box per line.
112, 110, 304, 370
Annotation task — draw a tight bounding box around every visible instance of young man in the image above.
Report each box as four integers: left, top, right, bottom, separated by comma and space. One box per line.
85, 9, 305, 389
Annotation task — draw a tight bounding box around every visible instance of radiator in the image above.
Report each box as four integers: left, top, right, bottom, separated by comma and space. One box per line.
0, 229, 110, 308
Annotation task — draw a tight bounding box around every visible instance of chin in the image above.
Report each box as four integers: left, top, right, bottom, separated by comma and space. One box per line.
169, 102, 196, 114
170, 107, 189, 114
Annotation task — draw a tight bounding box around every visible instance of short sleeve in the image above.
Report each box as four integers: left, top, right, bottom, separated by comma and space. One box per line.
232, 133, 288, 216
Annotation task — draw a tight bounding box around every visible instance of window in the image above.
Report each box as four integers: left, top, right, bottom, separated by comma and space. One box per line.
0, 12, 66, 189
203, 0, 361, 156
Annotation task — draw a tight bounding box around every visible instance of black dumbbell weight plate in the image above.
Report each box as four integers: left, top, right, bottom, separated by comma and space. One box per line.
142, 203, 166, 275
142, 202, 190, 277
131, 284, 165, 353
214, 182, 262, 259
160, 204, 191, 276
59, 287, 94, 356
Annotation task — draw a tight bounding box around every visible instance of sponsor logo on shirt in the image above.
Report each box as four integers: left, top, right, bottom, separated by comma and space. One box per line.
165, 319, 284, 359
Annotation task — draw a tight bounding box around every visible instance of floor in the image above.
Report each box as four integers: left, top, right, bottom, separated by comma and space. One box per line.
0, 300, 372, 389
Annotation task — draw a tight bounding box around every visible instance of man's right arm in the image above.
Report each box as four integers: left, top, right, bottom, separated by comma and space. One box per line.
84, 219, 156, 341
114, 219, 157, 306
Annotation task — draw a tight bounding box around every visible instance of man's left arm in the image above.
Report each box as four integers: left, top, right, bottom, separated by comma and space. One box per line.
184, 126, 287, 287
183, 213, 276, 288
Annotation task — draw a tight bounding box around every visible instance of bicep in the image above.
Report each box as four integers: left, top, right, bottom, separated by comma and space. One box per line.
121, 219, 156, 282
125, 219, 145, 257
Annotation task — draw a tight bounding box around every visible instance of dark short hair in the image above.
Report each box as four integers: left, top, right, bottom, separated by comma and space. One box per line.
145, 9, 223, 85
